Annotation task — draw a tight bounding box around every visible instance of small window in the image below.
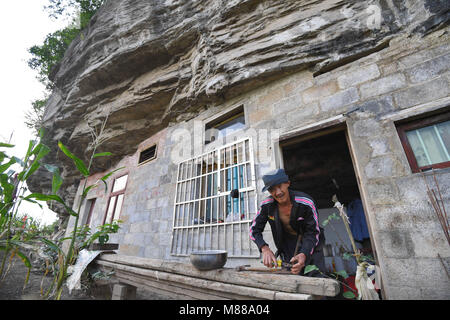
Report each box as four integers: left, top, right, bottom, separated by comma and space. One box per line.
397, 112, 450, 172
205, 106, 245, 144
112, 174, 128, 192
104, 174, 128, 224
85, 198, 96, 228
139, 145, 157, 164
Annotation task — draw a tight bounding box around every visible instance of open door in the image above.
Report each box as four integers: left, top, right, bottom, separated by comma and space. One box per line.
280, 125, 380, 298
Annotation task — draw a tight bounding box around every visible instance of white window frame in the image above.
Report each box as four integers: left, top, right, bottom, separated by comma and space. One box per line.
204, 105, 246, 145
170, 137, 259, 258
103, 174, 128, 225
138, 144, 158, 166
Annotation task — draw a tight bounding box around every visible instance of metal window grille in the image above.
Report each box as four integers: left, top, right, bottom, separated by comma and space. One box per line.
170, 137, 259, 258
139, 145, 157, 164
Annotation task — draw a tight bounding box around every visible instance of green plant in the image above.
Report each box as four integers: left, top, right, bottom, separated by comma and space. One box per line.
28, 1, 104, 87
26, 1, 105, 134
321, 212, 351, 253
31, 114, 124, 299
25, 98, 48, 137
0, 130, 55, 289
83, 220, 122, 247
318, 198, 379, 300
304, 264, 357, 299
27, 28, 81, 89
45, 0, 104, 28
1, 110, 121, 299
328, 195, 380, 299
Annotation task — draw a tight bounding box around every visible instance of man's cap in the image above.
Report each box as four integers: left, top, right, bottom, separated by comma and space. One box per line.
262, 168, 289, 192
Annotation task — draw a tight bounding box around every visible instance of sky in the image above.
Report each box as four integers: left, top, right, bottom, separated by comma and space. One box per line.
0, 1, 75, 226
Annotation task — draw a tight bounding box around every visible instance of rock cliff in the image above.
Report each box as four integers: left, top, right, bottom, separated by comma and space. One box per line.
29, 0, 449, 219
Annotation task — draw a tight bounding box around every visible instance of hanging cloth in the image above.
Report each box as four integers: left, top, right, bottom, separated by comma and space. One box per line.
346, 199, 370, 242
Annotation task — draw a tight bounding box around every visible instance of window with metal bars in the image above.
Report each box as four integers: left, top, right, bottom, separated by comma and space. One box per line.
170, 138, 259, 258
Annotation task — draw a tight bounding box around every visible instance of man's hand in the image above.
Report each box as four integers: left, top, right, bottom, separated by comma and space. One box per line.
289, 253, 306, 275
261, 245, 277, 268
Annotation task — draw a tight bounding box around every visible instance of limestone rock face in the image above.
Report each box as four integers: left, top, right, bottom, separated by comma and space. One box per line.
29, 0, 449, 218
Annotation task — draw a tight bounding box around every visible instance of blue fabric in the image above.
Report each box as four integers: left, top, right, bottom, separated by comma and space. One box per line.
346, 199, 370, 242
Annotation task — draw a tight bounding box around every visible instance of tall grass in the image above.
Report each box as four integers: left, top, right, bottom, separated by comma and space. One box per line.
1, 114, 123, 299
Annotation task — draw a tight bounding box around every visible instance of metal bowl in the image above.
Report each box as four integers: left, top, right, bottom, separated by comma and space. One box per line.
189, 250, 228, 271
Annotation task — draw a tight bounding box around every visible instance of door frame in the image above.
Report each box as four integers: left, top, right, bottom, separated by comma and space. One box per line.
275, 117, 385, 299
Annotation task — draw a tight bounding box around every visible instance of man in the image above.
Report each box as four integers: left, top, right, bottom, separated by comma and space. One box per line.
249, 168, 326, 276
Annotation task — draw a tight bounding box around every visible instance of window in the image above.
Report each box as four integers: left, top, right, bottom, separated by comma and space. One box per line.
397, 112, 450, 172
84, 198, 96, 228
139, 145, 157, 164
170, 138, 259, 258
103, 174, 128, 224
205, 106, 245, 144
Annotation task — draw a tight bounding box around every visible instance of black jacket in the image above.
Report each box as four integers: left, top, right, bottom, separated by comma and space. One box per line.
249, 189, 324, 261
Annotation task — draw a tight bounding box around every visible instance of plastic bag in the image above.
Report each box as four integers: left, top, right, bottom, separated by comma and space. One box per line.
66, 249, 106, 293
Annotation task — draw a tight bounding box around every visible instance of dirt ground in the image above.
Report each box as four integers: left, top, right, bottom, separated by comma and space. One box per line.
0, 254, 173, 300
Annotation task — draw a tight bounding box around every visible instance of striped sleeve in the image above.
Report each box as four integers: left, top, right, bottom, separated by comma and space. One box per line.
294, 197, 320, 260
249, 198, 273, 251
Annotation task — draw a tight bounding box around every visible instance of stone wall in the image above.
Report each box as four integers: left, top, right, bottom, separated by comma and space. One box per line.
67, 27, 450, 299
246, 29, 450, 299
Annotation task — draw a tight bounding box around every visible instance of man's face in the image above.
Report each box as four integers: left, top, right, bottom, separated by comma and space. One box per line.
268, 181, 290, 204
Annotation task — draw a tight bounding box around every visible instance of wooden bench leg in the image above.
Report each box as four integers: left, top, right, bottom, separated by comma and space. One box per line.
111, 283, 137, 300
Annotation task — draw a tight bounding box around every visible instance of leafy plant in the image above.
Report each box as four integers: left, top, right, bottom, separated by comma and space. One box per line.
27, 27, 81, 89
28, 0, 105, 87
45, 0, 104, 28
1, 110, 121, 299
83, 220, 122, 247
321, 212, 351, 253
25, 98, 48, 136
26, 1, 105, 133
38, 140, 119, 299
90, 269, 114, 281
321, 212, 340, 227
0, 130, 50, 288
326, 195, 380, 299
34, 113, 123, 299
304, 264, 357, 299
317, 202, 377, 300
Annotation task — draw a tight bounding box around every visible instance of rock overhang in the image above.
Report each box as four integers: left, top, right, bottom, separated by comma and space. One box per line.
28, 0, 450, 219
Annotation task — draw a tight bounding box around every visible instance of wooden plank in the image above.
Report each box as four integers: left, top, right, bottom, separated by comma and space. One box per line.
279, 115, 346, 146
116, 275, 196, 300
88, 243, 119, 251
378, 96, 450, 122
97, 260, 312, 300
116, 269, 307, 301
116, 272, 228, 300
99, 260, 274, 299
274, 291, 321, 300
116, 270, 256, 300
96, 254, 339, 296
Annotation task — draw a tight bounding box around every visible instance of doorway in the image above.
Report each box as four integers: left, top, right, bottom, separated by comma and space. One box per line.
280, 127, 374, 281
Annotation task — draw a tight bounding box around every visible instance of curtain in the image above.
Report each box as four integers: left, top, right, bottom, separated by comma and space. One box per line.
406, 120, 450, 167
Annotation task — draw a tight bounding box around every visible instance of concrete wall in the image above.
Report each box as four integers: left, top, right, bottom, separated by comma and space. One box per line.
67, 28, 450, 299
